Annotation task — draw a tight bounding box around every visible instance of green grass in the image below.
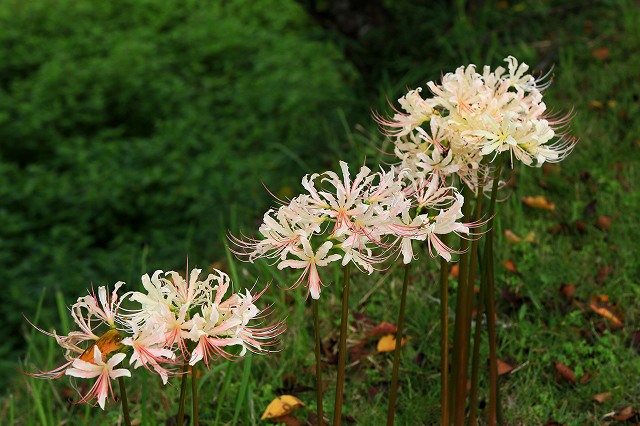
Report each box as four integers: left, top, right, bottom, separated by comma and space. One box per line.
2, 0, 640, 425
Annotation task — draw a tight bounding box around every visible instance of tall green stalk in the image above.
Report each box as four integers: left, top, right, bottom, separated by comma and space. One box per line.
118, 377, 132, 426
468, 241, 488, 426
486, 229, 501, 426
177, 362, 190, 426
387, 263, 411, 426
439, 235, 450, 426
192, 364, 199, 426
313, 299, 324, 426
450, 184, 473, 425
333, 264, 351, 426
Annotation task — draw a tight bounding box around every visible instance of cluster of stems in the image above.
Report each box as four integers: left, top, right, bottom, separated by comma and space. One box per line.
442, 158, 504, 426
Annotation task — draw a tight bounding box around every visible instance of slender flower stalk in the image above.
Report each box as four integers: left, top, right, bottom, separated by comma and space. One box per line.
177, 363, 189, 426
333, 264, 351, 426
313, 299, 324, 426
468, 246, 488, 426
192, 364, 199, 426
439, 235, 450, 426
118, 376, 132, 426
386, 263, 410, 426
485, 157, 504, 426
451, 184, 473, 425
461, 188, 485, 422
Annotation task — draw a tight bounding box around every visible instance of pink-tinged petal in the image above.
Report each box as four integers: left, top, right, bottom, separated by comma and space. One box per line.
277, 260, 308, 270
401, 238, 414, 264
308, 263, 321, 300
315, 241, 333, 259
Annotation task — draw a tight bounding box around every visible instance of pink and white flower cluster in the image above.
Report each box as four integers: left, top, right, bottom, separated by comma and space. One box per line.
376, 56, 576, 189
28, 268, 283, 409
232, 161, 471, 299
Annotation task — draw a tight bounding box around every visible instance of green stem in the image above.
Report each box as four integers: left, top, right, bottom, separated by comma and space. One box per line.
451, 184, 473, 425
387, 263, 411, 426
486, 231, 499, 426
468, 241, 488, 426
439, 236, 450, 426
192, 364, 199, 426
177, 362, 190, 426
464, 190, 485, 423
333, 264, 351, 426
118, 377, 132, 426
485, 158, 504, 426
313, 299, 324, 426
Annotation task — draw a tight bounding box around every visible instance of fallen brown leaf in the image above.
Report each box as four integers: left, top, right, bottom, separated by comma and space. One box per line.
450, 264, 459, 278
261, 395, 305, 420
589, 295, 624, 328
579, 371, 591, 385
591, 47, 610, 60
369, 321, 397, 336
591, 391, 612, 404
559, 283, 575, 301
377, 334, 405, 353
504, 229, 522, 245
595, 215, 611, 231
497, 359, 515, 376
504, 259, 518, 273
574, 220, 587, 234
503, 230, 535, 245
588, 100, 604, 110
521, 195, 555, 211
554, 361, 576, 385
614, 406, 636, 421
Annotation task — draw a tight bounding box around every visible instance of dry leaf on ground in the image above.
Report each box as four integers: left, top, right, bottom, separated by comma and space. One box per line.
614, 406, 637, 421
504, 229, 536, 245
559, 283, 576, 301
261, 395, 305, 420
497, 359, 515, 376
377, 334, 405, 353
369, 321, 397, 336
554, 361, 576, 385
589, 295, 624, 328
504, 259, 518, 273
591, 47, 610, 60
521, 195, 556, 211
591, 392, 612, 404
595, 215, 611, 231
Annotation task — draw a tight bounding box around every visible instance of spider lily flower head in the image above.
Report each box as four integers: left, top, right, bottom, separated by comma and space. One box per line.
26, 268, 284, 407
121, 322, 175, 384
376, 56, 576, 190
25, 282, 128, 379
74, 282, 125, 328
127, 267, 284, 367
26, 322, 129, 409
373, 87, 435, 137
231, 160, 417, 299
66, 345, 130, 409
382, 173, 472, 264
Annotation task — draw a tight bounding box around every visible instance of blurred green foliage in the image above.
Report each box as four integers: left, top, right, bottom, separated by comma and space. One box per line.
0, 0, 357, 366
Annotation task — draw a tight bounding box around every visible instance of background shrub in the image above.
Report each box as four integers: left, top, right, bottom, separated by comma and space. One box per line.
0, 0, 357, 377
